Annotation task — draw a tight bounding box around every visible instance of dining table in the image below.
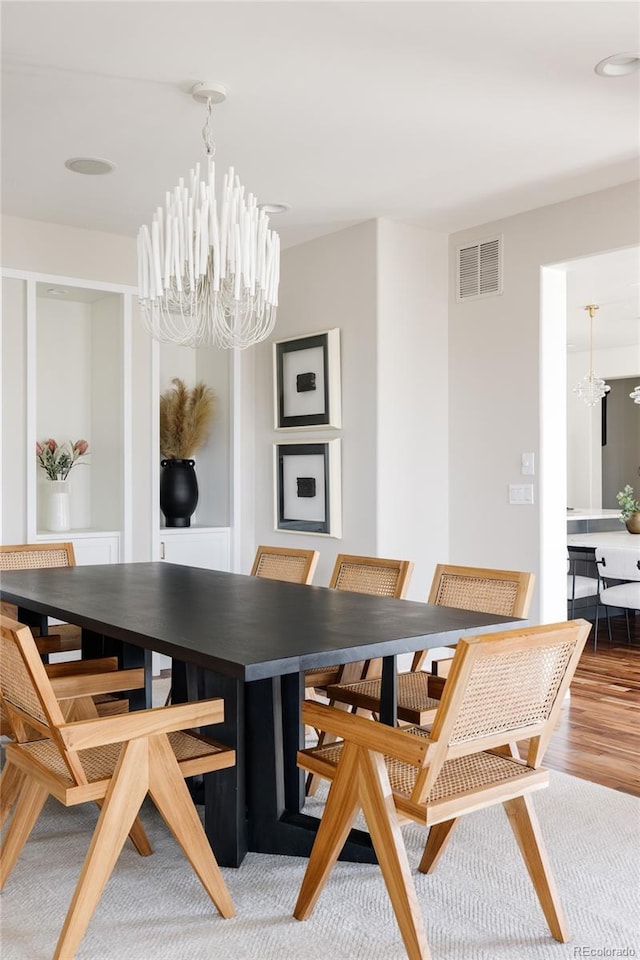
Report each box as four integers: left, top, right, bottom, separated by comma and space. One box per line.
0, 561, 525, 867
567, 530, 640, 552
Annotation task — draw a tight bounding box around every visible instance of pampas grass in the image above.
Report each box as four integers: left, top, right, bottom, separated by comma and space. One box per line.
159, 378, 215, 459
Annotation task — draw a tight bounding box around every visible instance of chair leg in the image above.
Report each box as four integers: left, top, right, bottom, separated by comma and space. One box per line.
0, 776, 49, 889
418, 818, 459, 874
295, 742, 361, 920
359, 749, 431, 960
147, 735, 234, 918
594, 605, 599, 653
53, 738, 150, 960
624, 609, 632, 645
605, 606, 612, 645
93, 798, 153, 858
0, 761, 25, 829
503, 794, 570, 943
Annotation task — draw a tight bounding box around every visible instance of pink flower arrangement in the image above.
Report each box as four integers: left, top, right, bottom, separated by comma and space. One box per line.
36, 439, 90, 480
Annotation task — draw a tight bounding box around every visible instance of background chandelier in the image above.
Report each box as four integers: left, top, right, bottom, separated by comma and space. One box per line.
137, 82, 280, 349
573, 304, 610, 406
630, 385, 640, 404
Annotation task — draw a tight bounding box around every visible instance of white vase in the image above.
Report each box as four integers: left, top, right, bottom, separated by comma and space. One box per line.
46, 479, 71, 532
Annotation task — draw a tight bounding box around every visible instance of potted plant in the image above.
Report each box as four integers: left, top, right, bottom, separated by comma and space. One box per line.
159, 378, 215, 527
616, 484, 640, 534
36, 438, 89, 531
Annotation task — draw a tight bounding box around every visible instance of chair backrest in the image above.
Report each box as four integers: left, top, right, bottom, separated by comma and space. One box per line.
0, 542, 76, 570
0, 616, 88, 784
410, 619, 590, 803
595, 547, 640, 583
329, 554, 414, 598
428, 563, 535, 617
251, 545, 319, 584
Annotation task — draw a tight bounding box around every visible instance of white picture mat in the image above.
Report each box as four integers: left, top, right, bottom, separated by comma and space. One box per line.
282, 453, 326, 521
282, 345, 326, 419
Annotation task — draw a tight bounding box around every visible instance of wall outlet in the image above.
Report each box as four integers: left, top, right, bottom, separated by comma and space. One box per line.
509, 484, 534, 504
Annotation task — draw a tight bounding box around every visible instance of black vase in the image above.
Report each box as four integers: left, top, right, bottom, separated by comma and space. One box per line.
160, 459, 199, 527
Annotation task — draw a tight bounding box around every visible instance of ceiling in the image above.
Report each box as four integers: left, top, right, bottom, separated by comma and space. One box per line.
1, 1, 639, 348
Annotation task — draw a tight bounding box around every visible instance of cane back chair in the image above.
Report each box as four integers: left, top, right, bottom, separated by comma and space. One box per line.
0, 542, 81, 658
304, 553, 414, 692
328, 563, 535, 726
251, 544, 320, 584
295, 619, 590, 960
0, 616, 236, 960
304, 554, 414, 794
0, 541, 145, 727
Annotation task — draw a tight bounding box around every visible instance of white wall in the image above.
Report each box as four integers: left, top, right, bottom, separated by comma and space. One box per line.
249, 218, 449, 599
1, 278, 28, 542
449, 181, 640, 623
250, 220, 378, 586
377, 220, 449, 598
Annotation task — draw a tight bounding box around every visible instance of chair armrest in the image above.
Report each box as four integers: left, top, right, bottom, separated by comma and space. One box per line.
302, 700, 431, 767
58, 698, 225, 752
50, 668, 145, 700
45, 657, 119, 679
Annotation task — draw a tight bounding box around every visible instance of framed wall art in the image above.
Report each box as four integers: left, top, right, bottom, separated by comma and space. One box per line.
274, 439, 342, 537
273, 328, 341, 429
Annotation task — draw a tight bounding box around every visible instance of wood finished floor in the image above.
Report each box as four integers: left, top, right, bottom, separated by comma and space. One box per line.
537, 615, 639, 796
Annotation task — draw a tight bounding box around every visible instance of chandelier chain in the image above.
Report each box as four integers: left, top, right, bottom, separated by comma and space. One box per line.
202, 98, 215, 157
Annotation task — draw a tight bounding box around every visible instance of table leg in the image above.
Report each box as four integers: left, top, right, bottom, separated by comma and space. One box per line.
281, 670, 305, 812
245, 673, 378, 863
90, 632, 149, 710
379, 654, 397, 726
200, 668, 247, 868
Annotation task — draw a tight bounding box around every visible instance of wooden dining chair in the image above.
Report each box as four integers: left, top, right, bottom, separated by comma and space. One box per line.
0, 542, 81, 659
251, 544, 320, 584
0, 541, 144, 728
305, 554, 414, 691
0, 615, 236, 960
327, 563, 535, 726
295, 619, 591, 960
304, 553, 414, 794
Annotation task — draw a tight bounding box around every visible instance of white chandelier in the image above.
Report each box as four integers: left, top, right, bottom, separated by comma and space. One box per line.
137, 82, 280, 350
631, 385, 640, 404
573, 304, 611, 406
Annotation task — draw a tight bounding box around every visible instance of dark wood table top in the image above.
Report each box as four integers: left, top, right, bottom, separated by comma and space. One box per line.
0, 562, 523, 680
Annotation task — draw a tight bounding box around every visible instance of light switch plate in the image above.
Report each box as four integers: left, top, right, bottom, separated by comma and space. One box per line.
521, 452, 535, 476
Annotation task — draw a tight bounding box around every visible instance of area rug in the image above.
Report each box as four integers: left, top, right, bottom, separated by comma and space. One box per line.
1, 771, 638, 960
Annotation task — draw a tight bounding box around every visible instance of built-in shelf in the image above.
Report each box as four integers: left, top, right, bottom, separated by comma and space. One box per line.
14, 270, 135, 561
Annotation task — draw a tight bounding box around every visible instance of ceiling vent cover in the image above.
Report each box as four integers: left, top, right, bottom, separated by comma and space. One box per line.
456, 235, 503, 302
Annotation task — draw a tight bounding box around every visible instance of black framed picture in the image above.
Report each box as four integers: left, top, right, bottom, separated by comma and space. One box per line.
273, 328, 341, 429
274, 439, 342, 537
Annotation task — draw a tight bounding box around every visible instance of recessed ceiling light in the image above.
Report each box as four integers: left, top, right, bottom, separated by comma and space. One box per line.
258, 202, 290, 215
46, 288, 66, 296
64, 157, 116, 175
594, 52, 640, 77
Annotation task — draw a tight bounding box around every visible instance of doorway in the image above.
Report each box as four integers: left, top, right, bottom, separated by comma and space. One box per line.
539, 245, 640, 622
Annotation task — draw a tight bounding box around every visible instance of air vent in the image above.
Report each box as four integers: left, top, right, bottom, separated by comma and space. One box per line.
456, 235, 503, 301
